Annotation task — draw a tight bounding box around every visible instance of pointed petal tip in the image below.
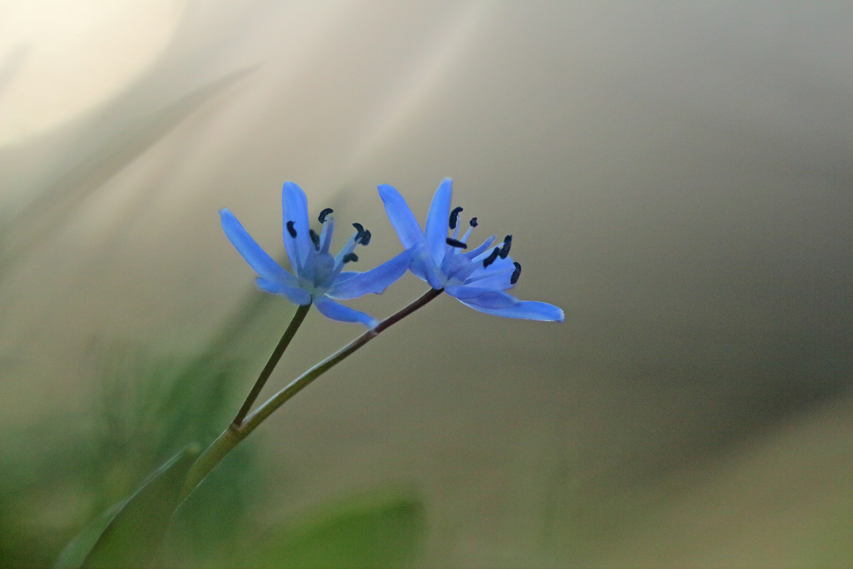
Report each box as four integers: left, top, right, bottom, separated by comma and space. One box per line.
315, 297, 378, 328
326, 249, 413, 300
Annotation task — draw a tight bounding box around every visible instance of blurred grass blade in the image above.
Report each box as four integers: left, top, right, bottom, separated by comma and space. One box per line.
53, 444, 199, 569
251, 491, 425, 569
51, 502, 123, 569
0, 66, 255, 273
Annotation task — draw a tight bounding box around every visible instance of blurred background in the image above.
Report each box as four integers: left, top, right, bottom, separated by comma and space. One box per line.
1, 1, 851, 567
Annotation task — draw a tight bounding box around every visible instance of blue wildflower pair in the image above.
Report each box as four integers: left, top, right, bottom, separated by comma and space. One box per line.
220, 179, 563, 327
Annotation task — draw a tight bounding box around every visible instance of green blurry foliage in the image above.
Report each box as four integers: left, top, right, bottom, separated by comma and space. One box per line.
248, 491, 426, 569
54, 446, 198, 569
0, 293, 279, 568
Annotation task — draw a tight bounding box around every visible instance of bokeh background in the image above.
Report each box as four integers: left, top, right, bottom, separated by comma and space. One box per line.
1, 1, 852, 567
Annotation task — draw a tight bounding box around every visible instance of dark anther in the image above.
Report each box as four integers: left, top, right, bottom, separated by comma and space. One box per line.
446, 237, 467, 249
360, 229, 372, 246
286, 221, 297, 238
449, 206, 464, 230
318, 208, 334, 223
469, 217, 478, 228
510, 262, 522, 285
309, 229, 321, 249
343, 253, 359, 264
352, 222, 365, 240
482, 247, 500, 268
499, 234, 512, 259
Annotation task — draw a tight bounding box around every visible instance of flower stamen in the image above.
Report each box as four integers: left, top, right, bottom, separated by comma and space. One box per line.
318, 208, 334, 223
499, 235, 512, 259
446, 237, 468, 249
482, 247, 500, 268
511, 262, 522, 284
343, 253, 358, 264
449, 206, 464, 229
286, 221, 297, 238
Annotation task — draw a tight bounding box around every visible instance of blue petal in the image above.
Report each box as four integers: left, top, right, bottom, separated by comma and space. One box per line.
281, 181, 312, 272
326, 249, 413, 300
424, 178, 452, 265
220, 209, 298, 285
464, 256, 516, 290
334, 271, 359, 283
315, 297, 378, 328
378, 184, 426, 250
462, 235, 497, 260
463, 270, 513, 291
256, 277, 312, 305
410, 246, 444, 290
447, 287, 564, 322
445, 285, 507, 301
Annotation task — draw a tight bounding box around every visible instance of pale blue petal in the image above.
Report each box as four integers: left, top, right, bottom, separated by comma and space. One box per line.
281, 181, 312, 271
410, 247, 443, 290
465, 256, 515, 284
449, 287, 564, 322
424, 178, 452, 265
315, 297, 378, 328
220, 209, 297, 285
463, 270, 514, 291
462, 235, 497, 260
461, 298, 565, 322
378, 184, 425, 250
445, 285, 506, 301
256, 277, 312, 305
334, 271, 359, 283
326, 249, 413, 300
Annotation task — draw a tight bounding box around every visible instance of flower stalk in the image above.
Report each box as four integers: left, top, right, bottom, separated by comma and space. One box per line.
231, 302, 311, 427
181, 287, 443, 500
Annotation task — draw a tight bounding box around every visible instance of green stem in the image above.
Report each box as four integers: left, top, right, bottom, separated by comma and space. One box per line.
181, 288, 443, 500
232, 302, 311, 427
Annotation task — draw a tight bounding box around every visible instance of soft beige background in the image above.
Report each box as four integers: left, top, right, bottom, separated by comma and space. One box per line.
1, 1, 851, 567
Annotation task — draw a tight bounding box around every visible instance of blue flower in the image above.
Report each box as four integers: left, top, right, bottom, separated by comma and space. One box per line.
221, 182, 412, 328
378, 178, 564, 322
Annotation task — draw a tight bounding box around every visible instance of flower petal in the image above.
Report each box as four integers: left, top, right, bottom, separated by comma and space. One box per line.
462, 235, 497, 260
409, 246, 444, 290
424, 178, 452, 265
326, 249, 413, 300
281, 181, 312, 271
334, 271, 359, 283
447, 287, 564, 322
378, 184, 425, 250
314, 297, 378, 328
464, 256, 516, 290
220, 209, 297, 284
463, 270, 513, 291
256, 277, 312, 305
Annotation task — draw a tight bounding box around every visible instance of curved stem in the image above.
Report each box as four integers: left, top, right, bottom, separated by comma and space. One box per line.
232, 302, 311, 427
181, 288, 443, 500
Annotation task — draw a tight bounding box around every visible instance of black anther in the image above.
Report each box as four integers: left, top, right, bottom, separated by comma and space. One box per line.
449, 206, 464, 230
343, 253, 359, 264
499, 235, 512, 259
352, 222, 364, 240
510, 262, 522, 284
318, 208, 334, 223
286, 221, 297, 238
446, 237, 468, 249
469, 217, 478, 228
482, 247, 500, 268
360, 229, 372, 246
309, 229, 320, 249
